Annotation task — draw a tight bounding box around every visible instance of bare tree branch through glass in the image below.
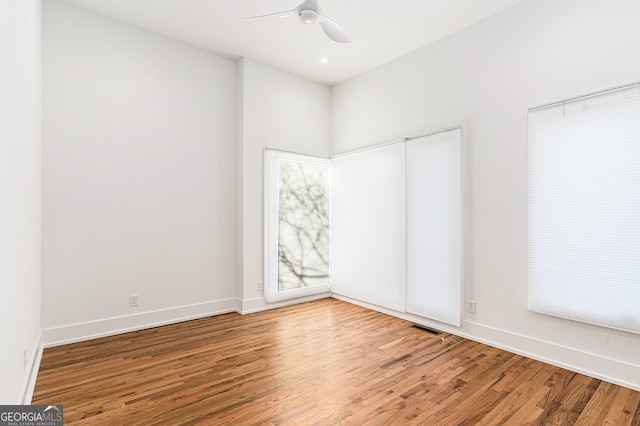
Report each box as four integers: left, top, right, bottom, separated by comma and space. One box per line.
278, 160, 330, 290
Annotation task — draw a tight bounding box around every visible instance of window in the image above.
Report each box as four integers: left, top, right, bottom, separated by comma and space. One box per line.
331, 142, 407, 311
528, 83, 640, 334
406, 129, 462, 326
264, 149, 331, 302
331, 127, 463, 326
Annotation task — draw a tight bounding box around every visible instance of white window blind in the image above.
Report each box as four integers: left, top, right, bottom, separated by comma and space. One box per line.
331, 143, 407, 311
528, 84, 640, 334
406, 129, 462, 326
264, 149, 331, 303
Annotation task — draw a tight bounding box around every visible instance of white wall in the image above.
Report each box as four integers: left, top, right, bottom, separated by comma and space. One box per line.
331, 0, 640, 390
0, 0, 42, 403
42, 0, 237, 345
237, 59, 332, 312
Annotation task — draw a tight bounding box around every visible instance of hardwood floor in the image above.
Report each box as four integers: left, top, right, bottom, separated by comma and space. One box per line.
33, 298, 640, 425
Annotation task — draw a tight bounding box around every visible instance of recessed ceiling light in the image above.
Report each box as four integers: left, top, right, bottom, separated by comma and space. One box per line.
320, 57, 329, 64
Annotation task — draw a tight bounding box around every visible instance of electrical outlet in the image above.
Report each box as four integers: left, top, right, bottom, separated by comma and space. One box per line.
257, 281, 264, 291
130, 295, 139, 307
467, 301, 477, 314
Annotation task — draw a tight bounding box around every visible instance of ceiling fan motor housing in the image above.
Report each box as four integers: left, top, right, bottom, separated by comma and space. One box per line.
299, 9, 320, 24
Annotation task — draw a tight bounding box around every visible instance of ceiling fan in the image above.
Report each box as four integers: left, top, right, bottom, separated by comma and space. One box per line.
244, 0, 354, 43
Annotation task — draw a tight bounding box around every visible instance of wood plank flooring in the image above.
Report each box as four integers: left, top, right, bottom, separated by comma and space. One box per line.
33, 298, 640, 425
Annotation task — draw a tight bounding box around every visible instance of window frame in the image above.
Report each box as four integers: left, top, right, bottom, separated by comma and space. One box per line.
263, 149, 331, 303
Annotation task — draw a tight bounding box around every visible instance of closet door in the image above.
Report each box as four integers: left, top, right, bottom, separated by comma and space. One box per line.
406, 129, 462, 326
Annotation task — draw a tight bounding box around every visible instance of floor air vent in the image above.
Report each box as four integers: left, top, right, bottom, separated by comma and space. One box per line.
410, 324, 442, 335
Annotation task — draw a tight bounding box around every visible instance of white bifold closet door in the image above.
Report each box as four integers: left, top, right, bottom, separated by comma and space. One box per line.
331, 143, 407, 312
406, 129, 462, 326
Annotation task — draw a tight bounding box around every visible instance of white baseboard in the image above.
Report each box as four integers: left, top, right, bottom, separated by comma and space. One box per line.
40, 295, 332, 348
20, 332, 43, 404
461, 320, 640, 392
239, 292, 331, 314
332, 293, 640, 392
42, 298, 237, 348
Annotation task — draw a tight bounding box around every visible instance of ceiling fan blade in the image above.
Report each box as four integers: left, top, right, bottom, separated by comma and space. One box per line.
318, 16, 354, 43
243, 8, 297, 21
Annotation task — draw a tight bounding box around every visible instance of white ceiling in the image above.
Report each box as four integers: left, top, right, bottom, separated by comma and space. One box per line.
60, 0, 526, 86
